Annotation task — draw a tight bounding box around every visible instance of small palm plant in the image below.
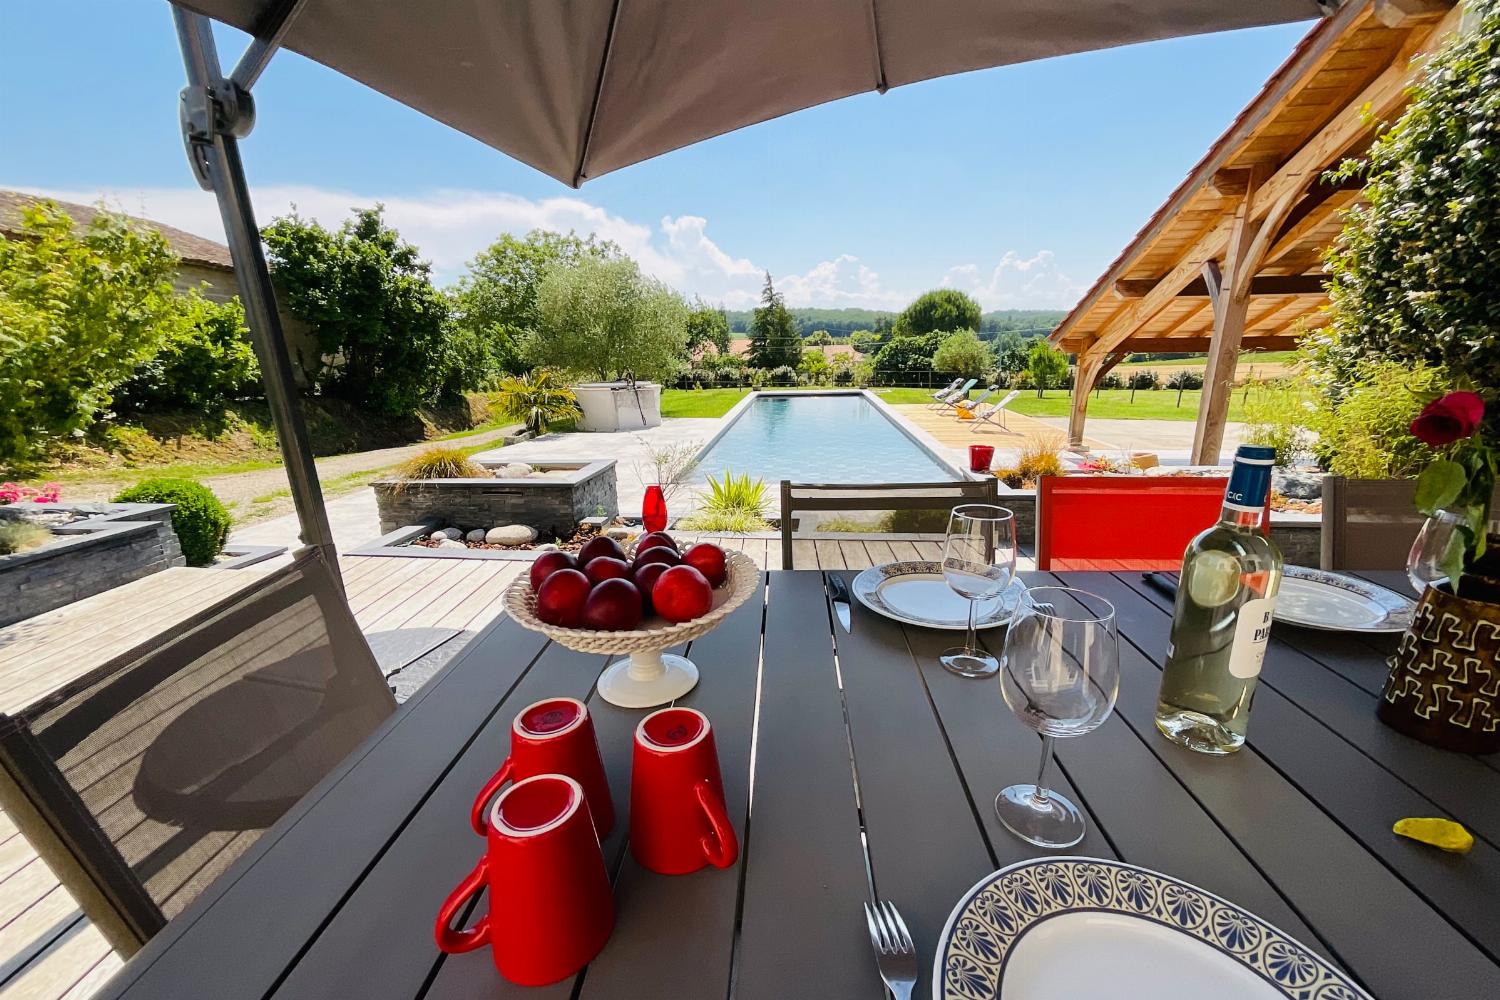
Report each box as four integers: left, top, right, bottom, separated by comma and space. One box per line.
494, 370, 582, 437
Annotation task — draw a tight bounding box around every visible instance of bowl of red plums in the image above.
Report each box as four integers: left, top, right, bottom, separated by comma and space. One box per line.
503, 531, 759, 708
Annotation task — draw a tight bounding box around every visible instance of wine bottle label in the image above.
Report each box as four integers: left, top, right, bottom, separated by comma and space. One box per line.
1228, 597, 1275, 679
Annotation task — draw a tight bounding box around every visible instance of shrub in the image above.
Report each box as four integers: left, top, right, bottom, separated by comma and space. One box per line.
832, 364, 856, 386
931, 329, 991, 378
396, 446, 488, 481
748, 369, 767, 389
1166, 370, 1204, 390
0, 522, 51, 555
715, 369, 742, 387
680, 367, 716, 389
114, 478, 231, 566
1098, 372, 1124, 390
872, 332, 944, 384
993, 466, 1025, 489
768, 365, 798, 386
1025, 340, 1068, 397
117, 293, 260, 412
264, 207, 461, 414
1016, 434, 1066, 482
879, 508, 951, 533
1127, 370, 1160, 390
1308, 359, 1445, 478
1241, 383, 1313, 468
492, 369, 581, 436
0, 482, 60, 504
0, 201, 186, 462
1324, 0, 1500, 429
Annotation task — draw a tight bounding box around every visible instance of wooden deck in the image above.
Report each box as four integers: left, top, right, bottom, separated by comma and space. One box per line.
3, 536, 1013, 998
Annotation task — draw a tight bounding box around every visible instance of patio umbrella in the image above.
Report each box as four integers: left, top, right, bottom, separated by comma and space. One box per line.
166, 0, 1329, 560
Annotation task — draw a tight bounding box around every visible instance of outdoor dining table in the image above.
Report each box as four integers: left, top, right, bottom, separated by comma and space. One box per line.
94, 569, 1500, 1000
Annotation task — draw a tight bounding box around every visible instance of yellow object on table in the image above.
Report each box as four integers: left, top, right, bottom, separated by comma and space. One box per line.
1393, 817, 1474, 853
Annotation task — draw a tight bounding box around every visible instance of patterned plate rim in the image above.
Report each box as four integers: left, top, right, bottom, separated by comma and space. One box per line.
850, 561, 1022, 631
1275, 565, 1416, 633
933, 856, 1371, 1000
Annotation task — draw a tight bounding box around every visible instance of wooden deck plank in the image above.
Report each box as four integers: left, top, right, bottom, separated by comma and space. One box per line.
888, 540, 922, 561
444, 562, 524, 632
863, 539, 898, 564
790, 539, 818, 571
814, 539, 846, 571
910, 540, 944, 560
839, 541, 874, 570
395, 561, 491, 630
351, 560, 453, 630
361, 559, 485, 634
0, 920, 112, 1000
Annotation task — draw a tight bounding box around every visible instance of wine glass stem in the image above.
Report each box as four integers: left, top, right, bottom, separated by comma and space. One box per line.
965, 596, 978, 653
1030, 736, 1055, 807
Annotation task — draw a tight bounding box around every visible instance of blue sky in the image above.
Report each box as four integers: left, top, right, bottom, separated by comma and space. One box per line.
0, 2, 1314, 311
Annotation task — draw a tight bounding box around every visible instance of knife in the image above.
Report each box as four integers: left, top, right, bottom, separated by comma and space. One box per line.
828, 573, 853, 633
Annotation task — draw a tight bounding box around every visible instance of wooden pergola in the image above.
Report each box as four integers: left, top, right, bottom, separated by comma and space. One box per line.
1050, 0, 1462, 464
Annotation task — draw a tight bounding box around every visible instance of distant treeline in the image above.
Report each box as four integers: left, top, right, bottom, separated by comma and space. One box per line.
722, 307, 1066, 338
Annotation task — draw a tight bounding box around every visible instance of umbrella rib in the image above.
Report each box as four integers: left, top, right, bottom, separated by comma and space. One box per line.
574, 0, 625, 188
867, 0, 888, 93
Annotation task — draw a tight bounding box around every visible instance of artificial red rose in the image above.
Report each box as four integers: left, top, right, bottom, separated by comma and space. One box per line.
1410, 391, 1485, 447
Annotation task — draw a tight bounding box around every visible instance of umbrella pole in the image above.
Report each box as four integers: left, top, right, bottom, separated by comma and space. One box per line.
172, 6, 338, 578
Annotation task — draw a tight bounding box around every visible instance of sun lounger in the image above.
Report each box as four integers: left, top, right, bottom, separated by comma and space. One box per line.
925, 378, 964, 408
968, 389, 1021, 431
931, 378, 979, 411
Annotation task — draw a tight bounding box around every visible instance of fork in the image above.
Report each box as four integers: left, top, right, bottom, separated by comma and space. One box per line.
863, 899, 918, 1000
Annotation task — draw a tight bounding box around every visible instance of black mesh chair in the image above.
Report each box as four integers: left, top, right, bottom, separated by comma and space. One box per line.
0, 547, 395, 955
779, 479, 1000, 569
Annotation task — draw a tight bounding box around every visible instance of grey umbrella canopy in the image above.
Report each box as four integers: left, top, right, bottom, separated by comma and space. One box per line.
182, 0, 1324, 187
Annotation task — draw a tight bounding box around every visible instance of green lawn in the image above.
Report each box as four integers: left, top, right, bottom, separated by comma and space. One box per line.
661, 386, 1280, 422
1118, 349, 1298, 369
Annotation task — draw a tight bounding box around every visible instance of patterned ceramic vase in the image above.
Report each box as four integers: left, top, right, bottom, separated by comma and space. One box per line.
1379, 583, 1500, 754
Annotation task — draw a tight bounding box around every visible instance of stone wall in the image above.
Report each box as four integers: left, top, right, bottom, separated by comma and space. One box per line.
373, 461, 618, 538
1, 505, 185, 628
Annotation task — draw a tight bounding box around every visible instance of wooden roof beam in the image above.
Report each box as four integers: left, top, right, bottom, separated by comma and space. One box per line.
1374, 0, 1452, 28
1209, 169, 1252, 198
1179, 274, 1328, 297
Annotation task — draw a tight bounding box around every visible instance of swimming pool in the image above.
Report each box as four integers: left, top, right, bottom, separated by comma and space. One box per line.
693, 392, 960, 484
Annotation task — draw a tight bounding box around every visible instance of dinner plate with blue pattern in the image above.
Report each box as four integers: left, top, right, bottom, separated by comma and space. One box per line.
1274, 566, 1415, 633
934, 857, 1370, 999
851, 562, 1024, 631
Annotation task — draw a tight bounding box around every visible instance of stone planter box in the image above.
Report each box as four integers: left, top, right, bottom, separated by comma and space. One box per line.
574, 382, 662, 431
372, 459, 618, 538
0, 503, 185, 628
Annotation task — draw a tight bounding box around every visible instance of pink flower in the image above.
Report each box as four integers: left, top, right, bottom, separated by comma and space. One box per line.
1411, 391, 1485, 447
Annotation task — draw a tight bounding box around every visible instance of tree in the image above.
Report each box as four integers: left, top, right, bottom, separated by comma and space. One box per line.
992, 331, 1030, 377
1323, 0, 1500, 433
748, 272, 800, 369
872, 332, 945, 385
264, 206, 454, 415
531, 256, 688, 382
805, 329, 833, 346
449, 230, 619, 380
1026, 339, 1069, 398
848, 330, 880, 355
798, 347, 830, 382
117, 292, 260, 412
931, 329, 992, 378
893, 289, 982, 339
684, 299, 731, 357
0, 201, 187, 462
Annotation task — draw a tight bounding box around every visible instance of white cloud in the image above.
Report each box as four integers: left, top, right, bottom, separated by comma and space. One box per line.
10, 183, 1082, 311
939, 250, 1086, 311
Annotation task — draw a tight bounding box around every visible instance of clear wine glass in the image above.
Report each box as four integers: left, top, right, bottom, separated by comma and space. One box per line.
940, 505, 1017, 678
1408, 509, 1465, 596
996, 587, 1119, 848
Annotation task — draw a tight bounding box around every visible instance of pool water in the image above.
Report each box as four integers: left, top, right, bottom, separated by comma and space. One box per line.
694, 394, 957, 484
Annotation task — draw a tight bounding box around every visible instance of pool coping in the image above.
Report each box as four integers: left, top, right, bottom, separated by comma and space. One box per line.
692, 389, 977, 484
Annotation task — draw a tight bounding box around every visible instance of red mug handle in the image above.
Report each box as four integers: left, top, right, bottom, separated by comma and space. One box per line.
434, 855, 490, 954
470, 758, 514, 835
694, 779, 739, 869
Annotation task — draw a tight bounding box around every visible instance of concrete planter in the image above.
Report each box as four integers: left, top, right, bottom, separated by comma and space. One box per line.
0, 503, 185, 628
574, 382, 661, 431
372, 459, 618, 537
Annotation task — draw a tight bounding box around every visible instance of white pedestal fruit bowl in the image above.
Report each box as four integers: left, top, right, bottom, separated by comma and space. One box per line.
503, 548, 759, 709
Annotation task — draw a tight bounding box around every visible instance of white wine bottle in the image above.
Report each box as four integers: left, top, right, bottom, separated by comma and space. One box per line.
1155, 445, 1283, 754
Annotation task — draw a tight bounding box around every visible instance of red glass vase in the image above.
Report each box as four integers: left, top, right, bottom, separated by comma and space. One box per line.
642, 485, 668, 533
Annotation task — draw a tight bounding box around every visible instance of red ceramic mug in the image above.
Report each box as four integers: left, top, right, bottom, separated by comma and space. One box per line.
436, 774, 614, 986
471, 697, 614, 839
629, 707, 738, 875
969, 444, 995, 473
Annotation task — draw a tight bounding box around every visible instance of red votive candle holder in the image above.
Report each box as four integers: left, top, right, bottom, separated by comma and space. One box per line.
642, 485, 668, 534
969, 445, 995, 473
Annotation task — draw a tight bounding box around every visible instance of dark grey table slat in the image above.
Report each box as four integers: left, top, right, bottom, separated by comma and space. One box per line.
97, 570, 1500, 1000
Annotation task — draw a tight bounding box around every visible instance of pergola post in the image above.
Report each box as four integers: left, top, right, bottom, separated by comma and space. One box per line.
1067, 347, 1128, 449
172, 5, 338, 573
